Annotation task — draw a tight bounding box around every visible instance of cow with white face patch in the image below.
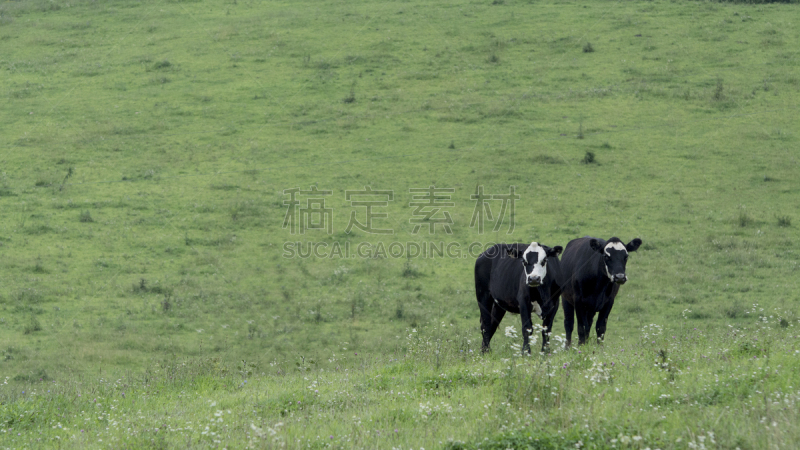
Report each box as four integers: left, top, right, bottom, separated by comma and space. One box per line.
474, 242, 563, 354
559, 236, 642, 347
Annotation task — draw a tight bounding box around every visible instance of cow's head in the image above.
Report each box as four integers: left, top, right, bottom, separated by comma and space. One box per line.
508, 242, 563, 287
589, 237, 642, 284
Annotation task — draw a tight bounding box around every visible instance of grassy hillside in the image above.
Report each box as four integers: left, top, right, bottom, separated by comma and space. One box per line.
1, 0, 799, 447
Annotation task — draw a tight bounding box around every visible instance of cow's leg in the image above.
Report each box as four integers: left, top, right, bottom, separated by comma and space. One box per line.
541, 310, 556, 353
475, 255, 494, 353
519, 303, 533, 355
482, 303, 506, 352
562, 297, 575, 349
478, 294, 495, 353
587, 311, 597, 343
596, 301, 614, 344
576, 305, 591, 346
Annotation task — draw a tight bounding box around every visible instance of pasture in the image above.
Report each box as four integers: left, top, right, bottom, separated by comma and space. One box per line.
1, 0, 799, 448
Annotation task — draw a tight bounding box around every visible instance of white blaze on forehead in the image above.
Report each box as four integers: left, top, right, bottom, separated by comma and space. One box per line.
604, 241, 627, 255
522, 242, 548, 281
603, 241, 626, 281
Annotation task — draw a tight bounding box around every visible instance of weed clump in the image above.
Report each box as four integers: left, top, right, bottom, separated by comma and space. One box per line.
343, 81, 356, 103
582, 151, 596, 164
402, 258, 423, 278
153, 60, 172, 70
583, 42, 594, 53
725, 304, 745, 319
132, 278, 172, 295
23, 315, 42, 334
776, 214, 791, 227
737, 208, 753, 227
32, 262, 47, 274
79, 210, 93, 223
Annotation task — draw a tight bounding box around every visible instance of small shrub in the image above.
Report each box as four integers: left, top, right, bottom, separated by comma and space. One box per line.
248, 322, 259, 339
776, 214, 791, 227
153, 60, 172, 70
402, 258, 423, 278
583, 42, 594, 53
724, 304, 745, 319
79, 210, 93, 222
582, 151, 596, 164
133, 278, 148, 293
737, 209, 753, 227
343, 81, 356, 103
734, 340, 761, 357
395, 301, 405, 319
23, 316, 43, 334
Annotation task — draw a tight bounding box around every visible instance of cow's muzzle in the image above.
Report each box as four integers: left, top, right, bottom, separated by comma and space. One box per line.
613, 274, 628, 285
527, 275, 541, 287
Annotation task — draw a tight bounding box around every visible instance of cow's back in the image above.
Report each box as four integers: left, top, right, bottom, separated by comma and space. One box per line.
560, 237, 595, 280
477, 244, 522, 302
560, 237, 599, 299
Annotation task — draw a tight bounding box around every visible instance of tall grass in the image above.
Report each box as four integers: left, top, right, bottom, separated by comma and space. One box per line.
2, 310, 798, 449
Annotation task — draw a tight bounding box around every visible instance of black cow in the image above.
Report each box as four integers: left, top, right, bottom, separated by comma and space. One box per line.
474, 242, 563, 354
559, 236, 642, 347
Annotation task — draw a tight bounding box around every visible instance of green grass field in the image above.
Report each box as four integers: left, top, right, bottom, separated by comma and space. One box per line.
1, 0, 799, 448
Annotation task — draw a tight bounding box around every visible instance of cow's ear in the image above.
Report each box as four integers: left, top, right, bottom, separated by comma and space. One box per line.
589, 239, 604, 253
626, 238, 642, 253
506, 246, 522, 259
546, 246, 563, 257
